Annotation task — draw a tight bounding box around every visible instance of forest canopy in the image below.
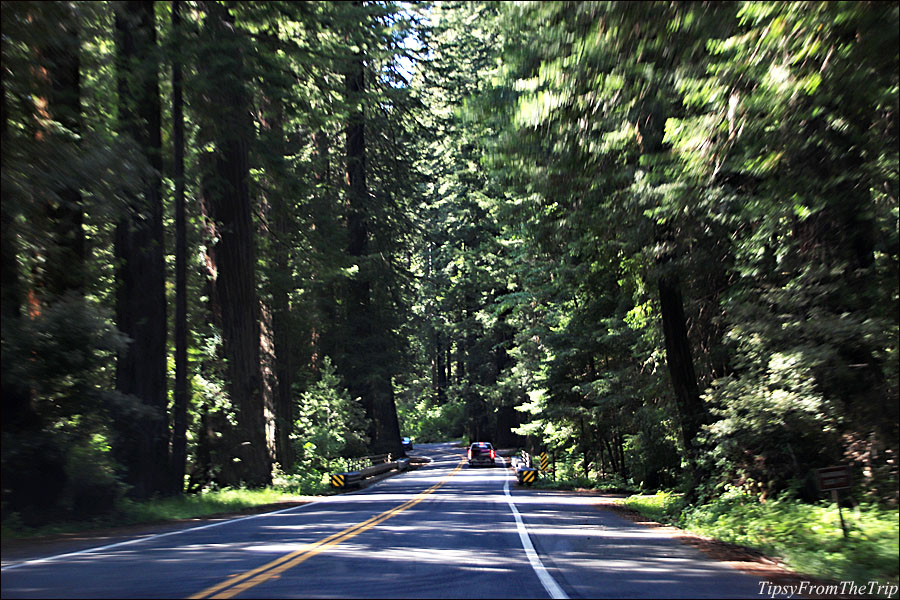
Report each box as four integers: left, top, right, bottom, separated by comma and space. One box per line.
1, 0, 897, 525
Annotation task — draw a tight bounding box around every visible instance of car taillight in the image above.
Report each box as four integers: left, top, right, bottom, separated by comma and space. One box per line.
468, 448, 472, 459
490, 449, 495, 459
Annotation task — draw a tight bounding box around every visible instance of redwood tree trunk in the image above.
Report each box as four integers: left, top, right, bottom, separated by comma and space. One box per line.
198, 1, 270, 486
343, 47, 401, 455
114, 0, 170, 499
259, 90, 295, 471
170, 0, 189, 494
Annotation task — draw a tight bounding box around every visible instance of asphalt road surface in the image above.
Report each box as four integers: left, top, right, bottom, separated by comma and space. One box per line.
1, 442, 766, 599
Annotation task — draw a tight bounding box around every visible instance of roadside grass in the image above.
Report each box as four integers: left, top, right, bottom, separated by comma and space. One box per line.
2, 474, 334, 541
620, 489, 686, 522
623, 489, 899, 587
531, 474, 640, 494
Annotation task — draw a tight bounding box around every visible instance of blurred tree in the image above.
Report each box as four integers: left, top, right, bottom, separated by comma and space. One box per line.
169, 0, 189, 494
113, 0, 171, 498
194, 0, 270, 487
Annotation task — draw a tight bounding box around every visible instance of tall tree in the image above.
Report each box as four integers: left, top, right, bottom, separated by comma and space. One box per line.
169, 0, 189, 494
338, 2, 405, 455
113, 0, 170, 498
254, 32, 295, 470
37, 1, 86, 301
196, 0, 270, 486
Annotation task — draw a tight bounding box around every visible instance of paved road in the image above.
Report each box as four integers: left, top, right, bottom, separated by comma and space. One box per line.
1, 442, 765, 598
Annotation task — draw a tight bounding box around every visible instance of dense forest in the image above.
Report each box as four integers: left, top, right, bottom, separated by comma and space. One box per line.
1, 0, 897, 525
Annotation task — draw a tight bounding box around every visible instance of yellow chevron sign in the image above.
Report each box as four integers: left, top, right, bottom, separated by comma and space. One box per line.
520, 469, 536, 484
331, 473, 345, 487
539, 452, 549, 471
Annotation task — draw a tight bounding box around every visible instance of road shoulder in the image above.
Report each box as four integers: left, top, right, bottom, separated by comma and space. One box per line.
1, 499, 314, 567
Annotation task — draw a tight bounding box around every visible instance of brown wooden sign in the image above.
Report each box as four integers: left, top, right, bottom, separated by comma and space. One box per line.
816, 466, 851, 491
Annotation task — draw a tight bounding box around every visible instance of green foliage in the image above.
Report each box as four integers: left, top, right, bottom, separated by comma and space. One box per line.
625, 489, 900, 585
115, 487, 314, 524
682, 491, 900, 585
2, 486, 318, 541
1, 294, 134, 523
58, 433, 128, 519
475, 0, 899, 502
2, 0, 897, 538
400, 397, 466, 443
2, 294, 131, 420
623, 491, 687, 523
534, 473, 640, 494
293, 357, 370, 472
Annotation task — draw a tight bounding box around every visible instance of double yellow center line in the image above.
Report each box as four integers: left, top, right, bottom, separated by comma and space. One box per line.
190, 457, 465, 599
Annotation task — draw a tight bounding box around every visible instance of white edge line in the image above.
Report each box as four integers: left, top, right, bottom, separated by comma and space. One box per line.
1, 500, 318, 572
4, 448, 446, 572
504, 478, 569, 600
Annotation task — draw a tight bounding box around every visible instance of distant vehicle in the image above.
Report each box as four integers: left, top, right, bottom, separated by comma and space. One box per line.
467, 442, 495, 467
401, 436, 413, 451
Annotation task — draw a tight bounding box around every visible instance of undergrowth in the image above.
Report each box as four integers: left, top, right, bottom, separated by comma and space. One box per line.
2, 473, 333, 540
623, 488, 899, 588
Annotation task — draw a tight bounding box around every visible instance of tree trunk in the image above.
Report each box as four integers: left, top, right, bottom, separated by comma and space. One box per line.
114, 0, 170, 499
260, 93, 295, 471
259, 301, 278, 462
29, 1, 86, 302
1, 56, 34, 433
658, 266, 708, 486
198, 1, 270, 486
41, 14, 85, 300
170, 0, 189, 495
435, 332, 447, 403
446, 344, 453, 387
310, 129, 332, 374
343, 43, 403, 455
603, 438, 618, 475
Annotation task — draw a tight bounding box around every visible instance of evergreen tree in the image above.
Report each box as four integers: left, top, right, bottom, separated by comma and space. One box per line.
195, 0, 270, 487
113, 0, 170, 498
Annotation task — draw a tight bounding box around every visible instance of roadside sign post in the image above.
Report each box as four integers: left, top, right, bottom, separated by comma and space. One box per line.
816, 466, 851, 539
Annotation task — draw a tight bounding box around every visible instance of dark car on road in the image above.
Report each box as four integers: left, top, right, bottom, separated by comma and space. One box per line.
401, 436, 413, 451
467, 442, 495, 467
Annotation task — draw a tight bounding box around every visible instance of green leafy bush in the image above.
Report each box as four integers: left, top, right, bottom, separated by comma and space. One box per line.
400, 398, 465, 443
682, 492, 899, 585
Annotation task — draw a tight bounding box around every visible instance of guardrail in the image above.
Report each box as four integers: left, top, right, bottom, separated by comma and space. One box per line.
331, 454, 411, 489
333, 448, 538, 489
